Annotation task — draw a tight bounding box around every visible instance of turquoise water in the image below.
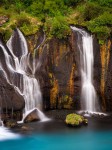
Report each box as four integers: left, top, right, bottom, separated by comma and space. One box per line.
0, 131, 112, 150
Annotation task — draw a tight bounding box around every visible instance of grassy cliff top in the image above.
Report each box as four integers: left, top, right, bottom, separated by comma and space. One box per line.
0, 0, 112, 44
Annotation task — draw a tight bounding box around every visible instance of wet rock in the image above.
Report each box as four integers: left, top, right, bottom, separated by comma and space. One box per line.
65, 113, 88, 127
3, 119, 18, 128
19, 28, 102, 111
83, 119, 88, 125
104, 40, 112, 111
21, 125, 31, 131
24, 109, 40, 123
0, 121, 3, 126
0, 70, 25, 111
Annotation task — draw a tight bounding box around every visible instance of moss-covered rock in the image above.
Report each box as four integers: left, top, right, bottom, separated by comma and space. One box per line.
65, 113, 88, 127
3, 119, 18, 128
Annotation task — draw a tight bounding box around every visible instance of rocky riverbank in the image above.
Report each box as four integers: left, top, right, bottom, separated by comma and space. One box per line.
5, 110, 111, 135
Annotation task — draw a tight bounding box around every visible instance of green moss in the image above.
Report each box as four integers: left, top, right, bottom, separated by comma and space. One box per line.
65, 113, 85, 126
20, 23, 39, 36
44, 15, 71, 39
0, 7, 41, 40
69, 1, 112, 43
87, 12, 112, 37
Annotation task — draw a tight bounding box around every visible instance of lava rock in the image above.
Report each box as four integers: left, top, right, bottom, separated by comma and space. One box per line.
21, 125, 32, 131
3, 119, 18, 128
0, 121, 3, 126
65, 113, 88, 127
0, 70, 25, 111
83, 119, 88, 125
24, 109, 40, 123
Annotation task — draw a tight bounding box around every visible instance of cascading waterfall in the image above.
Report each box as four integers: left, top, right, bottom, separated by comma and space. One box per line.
0, 28, 48, 122
71, 26, 98, 113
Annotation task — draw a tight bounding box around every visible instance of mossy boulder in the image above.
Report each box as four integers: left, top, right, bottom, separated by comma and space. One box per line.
65, 113, 88, 127
3, 119, 18, 128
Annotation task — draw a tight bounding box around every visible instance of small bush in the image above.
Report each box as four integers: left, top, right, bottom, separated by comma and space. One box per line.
27, 1, 44, 20
92, 12, 112, 26
64, 0, 82, 6
44, 15, 70, 39
82, 2, 103, 21
16, 14, 30, 27
87, 12, 112, 40
20, 24, 39, 36
87, 0, 112, 7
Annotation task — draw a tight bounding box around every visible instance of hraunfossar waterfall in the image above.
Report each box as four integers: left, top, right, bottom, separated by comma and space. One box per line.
0, 27, 112, 150
0, 28, 48, 123
71, 26, 99, 113
0, 1, 112, 149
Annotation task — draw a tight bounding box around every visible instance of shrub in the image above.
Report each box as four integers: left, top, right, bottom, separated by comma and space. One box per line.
87, 0, 112, 7
44, 15, 70, 39
20, 23, 39, 36
64, 0, 82, 6
82, 2, 103, 21
27, 1, 44, 20
16, 15, 30, 27
87, 12, 112, 40
92, 12, 112, 26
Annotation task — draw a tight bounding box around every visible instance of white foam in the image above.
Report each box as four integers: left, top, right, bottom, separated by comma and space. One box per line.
0, 126, 20, 141
77, 110, 108, 117
18, 108, 50, 124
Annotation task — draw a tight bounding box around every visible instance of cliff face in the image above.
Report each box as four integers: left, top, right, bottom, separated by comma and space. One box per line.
27, 30, 107, 111
103, 40, 112, 111
0, 28, 111, 116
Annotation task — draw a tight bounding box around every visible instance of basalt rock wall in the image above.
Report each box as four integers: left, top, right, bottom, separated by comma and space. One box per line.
27, 30, 104, 111
0, 28, 112, 115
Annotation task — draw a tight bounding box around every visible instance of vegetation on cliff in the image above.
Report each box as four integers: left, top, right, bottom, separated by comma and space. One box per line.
0, 0, 112, 43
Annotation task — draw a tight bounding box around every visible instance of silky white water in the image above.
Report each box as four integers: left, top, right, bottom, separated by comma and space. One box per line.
0, 125, 20, 141
0, 111, 20, 141
71, 26, 98, 113
0, 28, 48, 122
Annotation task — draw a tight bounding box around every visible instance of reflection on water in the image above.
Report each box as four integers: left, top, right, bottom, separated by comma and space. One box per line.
0, 130, 112, 150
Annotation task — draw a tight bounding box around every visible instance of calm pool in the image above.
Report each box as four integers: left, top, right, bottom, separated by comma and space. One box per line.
1, 116, 112, 150
0, 130, 112, 150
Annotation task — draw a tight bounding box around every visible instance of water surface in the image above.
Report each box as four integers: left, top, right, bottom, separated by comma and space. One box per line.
0, 130, 112, 150
0, 117, 112, 150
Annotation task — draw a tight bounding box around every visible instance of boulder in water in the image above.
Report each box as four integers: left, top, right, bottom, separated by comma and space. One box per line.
65, 113, 88, 127
24, 109, 40, 123
3, 119, 18, 128
21, 125, 32, 131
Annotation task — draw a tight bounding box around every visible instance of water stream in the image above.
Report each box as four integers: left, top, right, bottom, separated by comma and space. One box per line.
0, 28, 48, 123
71, 26, 99, 113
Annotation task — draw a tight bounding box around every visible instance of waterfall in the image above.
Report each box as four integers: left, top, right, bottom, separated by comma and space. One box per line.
0, 28, 48, 122
71, 26, 99, 113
